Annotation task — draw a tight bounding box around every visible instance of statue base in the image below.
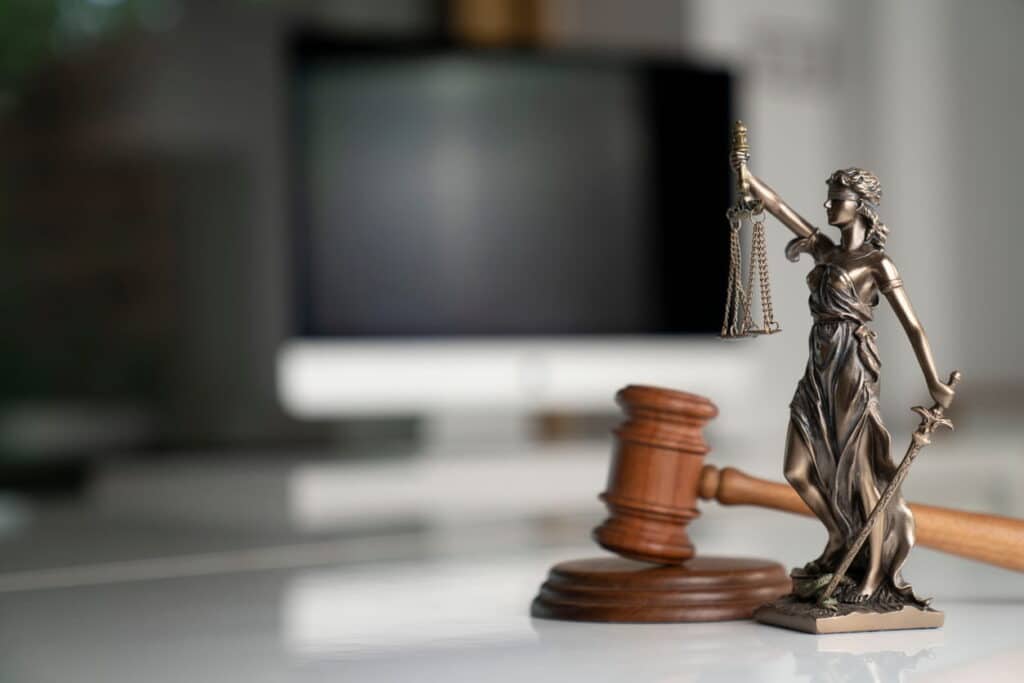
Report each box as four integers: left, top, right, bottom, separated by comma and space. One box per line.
754, 596, 944, 634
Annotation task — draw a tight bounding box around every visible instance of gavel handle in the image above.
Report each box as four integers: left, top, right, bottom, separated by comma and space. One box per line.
699, 465, 1024, 572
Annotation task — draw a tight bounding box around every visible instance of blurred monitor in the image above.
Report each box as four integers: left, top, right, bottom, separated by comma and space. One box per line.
278, 39, 742, 419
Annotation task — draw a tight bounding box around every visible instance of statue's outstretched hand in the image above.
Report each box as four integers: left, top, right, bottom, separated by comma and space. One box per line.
928, 376, 957, 410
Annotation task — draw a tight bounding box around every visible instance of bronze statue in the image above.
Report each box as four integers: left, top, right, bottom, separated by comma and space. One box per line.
724, 122, 959, 632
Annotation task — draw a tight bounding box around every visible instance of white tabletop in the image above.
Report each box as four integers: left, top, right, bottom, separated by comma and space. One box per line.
1, 502, 1022, 683
1, 431, 1021, 683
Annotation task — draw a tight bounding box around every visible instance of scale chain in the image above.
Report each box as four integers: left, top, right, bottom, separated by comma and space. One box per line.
752, 210, 779, 333
741, 210, 757, 334
722, 209, 747, 337
720, 203, 781, 338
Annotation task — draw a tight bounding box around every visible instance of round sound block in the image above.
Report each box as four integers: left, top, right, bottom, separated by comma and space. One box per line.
531, 556, 791, 623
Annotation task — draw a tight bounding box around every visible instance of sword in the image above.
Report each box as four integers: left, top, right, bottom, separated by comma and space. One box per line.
819, 369, 962, 607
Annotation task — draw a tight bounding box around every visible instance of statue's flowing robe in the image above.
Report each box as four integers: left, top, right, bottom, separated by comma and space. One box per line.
787, 233, 921, 606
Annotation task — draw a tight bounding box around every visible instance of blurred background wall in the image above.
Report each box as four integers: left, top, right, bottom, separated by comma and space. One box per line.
0, 0, 1020, 503
687, 0, 1024, 467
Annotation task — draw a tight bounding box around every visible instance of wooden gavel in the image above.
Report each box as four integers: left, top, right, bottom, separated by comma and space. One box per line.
594, 385, 1024, 572
698, 464, 1024, 572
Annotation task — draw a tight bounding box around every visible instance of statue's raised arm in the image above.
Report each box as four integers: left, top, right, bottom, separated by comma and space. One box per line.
728, 122, 816, 240
744, 173, 817, 240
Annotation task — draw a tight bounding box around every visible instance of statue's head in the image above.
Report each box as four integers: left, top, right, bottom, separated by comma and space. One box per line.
824, 168, 888, 248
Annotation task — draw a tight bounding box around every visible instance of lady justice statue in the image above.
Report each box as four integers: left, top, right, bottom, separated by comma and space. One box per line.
723, 122, 960, 633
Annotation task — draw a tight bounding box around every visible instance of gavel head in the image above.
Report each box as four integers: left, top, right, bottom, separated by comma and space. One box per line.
592, 385, 718, 564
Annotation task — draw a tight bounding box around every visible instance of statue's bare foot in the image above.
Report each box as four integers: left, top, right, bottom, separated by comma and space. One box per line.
853, 577, 880, 603
799, 536, 844, 576
794, 559, 826, 578
820, 535, 844, 565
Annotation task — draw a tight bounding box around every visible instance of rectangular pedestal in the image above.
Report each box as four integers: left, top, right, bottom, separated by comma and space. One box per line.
754, 599, 944, 635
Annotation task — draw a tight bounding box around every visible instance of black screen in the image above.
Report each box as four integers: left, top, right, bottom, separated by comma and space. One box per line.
291, 47, 732, 336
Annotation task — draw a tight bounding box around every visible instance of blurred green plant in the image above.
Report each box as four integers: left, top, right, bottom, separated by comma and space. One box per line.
0, 0, 190, 107
0, 1, 59, 104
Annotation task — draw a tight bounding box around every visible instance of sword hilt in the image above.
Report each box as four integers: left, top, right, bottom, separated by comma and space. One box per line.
912, 370, 961, 444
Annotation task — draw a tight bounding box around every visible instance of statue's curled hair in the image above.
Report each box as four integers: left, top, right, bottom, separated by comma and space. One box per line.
826, 168, 889, 248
